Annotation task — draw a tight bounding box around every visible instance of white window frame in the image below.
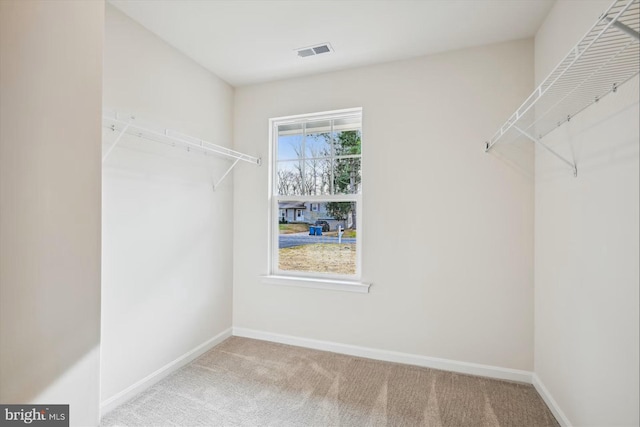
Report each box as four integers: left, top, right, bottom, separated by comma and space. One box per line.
263, 108, 370, 293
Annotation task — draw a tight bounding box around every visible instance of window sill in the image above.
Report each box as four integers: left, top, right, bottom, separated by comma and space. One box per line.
260, 275, 371, 293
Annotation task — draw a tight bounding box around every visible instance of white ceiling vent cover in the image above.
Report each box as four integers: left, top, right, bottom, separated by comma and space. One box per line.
296, 43, 334, 58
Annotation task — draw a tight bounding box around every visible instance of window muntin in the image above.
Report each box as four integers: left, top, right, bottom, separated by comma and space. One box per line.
271, 109, 362, 279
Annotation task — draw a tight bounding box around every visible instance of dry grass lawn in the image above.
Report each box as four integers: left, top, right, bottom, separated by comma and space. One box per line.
323, 230, 356, 238
279, 223, 309, 234
279, 243, 356, 275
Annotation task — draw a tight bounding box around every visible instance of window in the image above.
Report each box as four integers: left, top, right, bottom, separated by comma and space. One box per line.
270, 108, 362, 283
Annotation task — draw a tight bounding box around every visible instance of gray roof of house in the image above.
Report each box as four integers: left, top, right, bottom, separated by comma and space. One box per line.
278, 202, 306, 209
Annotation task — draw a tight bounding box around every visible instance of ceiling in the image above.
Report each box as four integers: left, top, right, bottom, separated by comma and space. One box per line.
109, 0, 555, 87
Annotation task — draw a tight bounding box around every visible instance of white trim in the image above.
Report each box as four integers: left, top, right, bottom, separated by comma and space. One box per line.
532, 373, 572, 427
261, 274, 370, 293
232, 327, 532, 384
99, 328, 232, 416
271, 107, 362, 125
275, 194, 360, 203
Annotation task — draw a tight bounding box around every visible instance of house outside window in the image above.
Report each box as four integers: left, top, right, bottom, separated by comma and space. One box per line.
270, 108, 362, 280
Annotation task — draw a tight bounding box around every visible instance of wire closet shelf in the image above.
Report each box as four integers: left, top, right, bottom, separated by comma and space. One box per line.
484, 0, 639, 176
102, 110, 261, 189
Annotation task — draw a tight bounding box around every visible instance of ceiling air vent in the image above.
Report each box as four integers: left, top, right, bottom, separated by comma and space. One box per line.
296, 43, 334, 58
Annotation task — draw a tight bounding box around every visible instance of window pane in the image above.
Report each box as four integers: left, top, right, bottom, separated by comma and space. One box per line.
305, 120, 332, 158
333, 157, 361, 194
277, 123, 303, 161
306, 119, 332, 134
333, 128, 361, 156
278, 201, 357, 275
305, 159, 331, 195
333, 115, 361, 132
276, 160, 304, 196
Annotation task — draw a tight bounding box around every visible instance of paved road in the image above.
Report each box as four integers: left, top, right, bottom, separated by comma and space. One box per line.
279, 233, 356, 249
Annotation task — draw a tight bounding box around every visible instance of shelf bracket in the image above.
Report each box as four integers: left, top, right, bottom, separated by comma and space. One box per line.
213, 158, 241, 191
103, 120, 132, 162
605, 16, 640, 40
513, 126, 578, 177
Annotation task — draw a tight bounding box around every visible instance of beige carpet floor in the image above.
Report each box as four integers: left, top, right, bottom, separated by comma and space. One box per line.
101, 337, 559, 427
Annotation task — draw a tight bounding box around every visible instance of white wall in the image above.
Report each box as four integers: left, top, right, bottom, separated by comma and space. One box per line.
233, 39, 536, 371
101, 4, 234, 408
0, 1, 103, 425
534, 1, 640, 426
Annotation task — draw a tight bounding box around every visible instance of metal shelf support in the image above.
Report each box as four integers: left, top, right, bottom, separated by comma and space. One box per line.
513, 126, 578, 177
606, 16, 640, 40
102, 119, 132, 162
213, 158, 240, 191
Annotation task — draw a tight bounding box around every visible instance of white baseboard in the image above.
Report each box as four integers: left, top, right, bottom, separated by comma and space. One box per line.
232, 327, 533, 384
100, 327, 232, 416
532, 373, 572, 427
